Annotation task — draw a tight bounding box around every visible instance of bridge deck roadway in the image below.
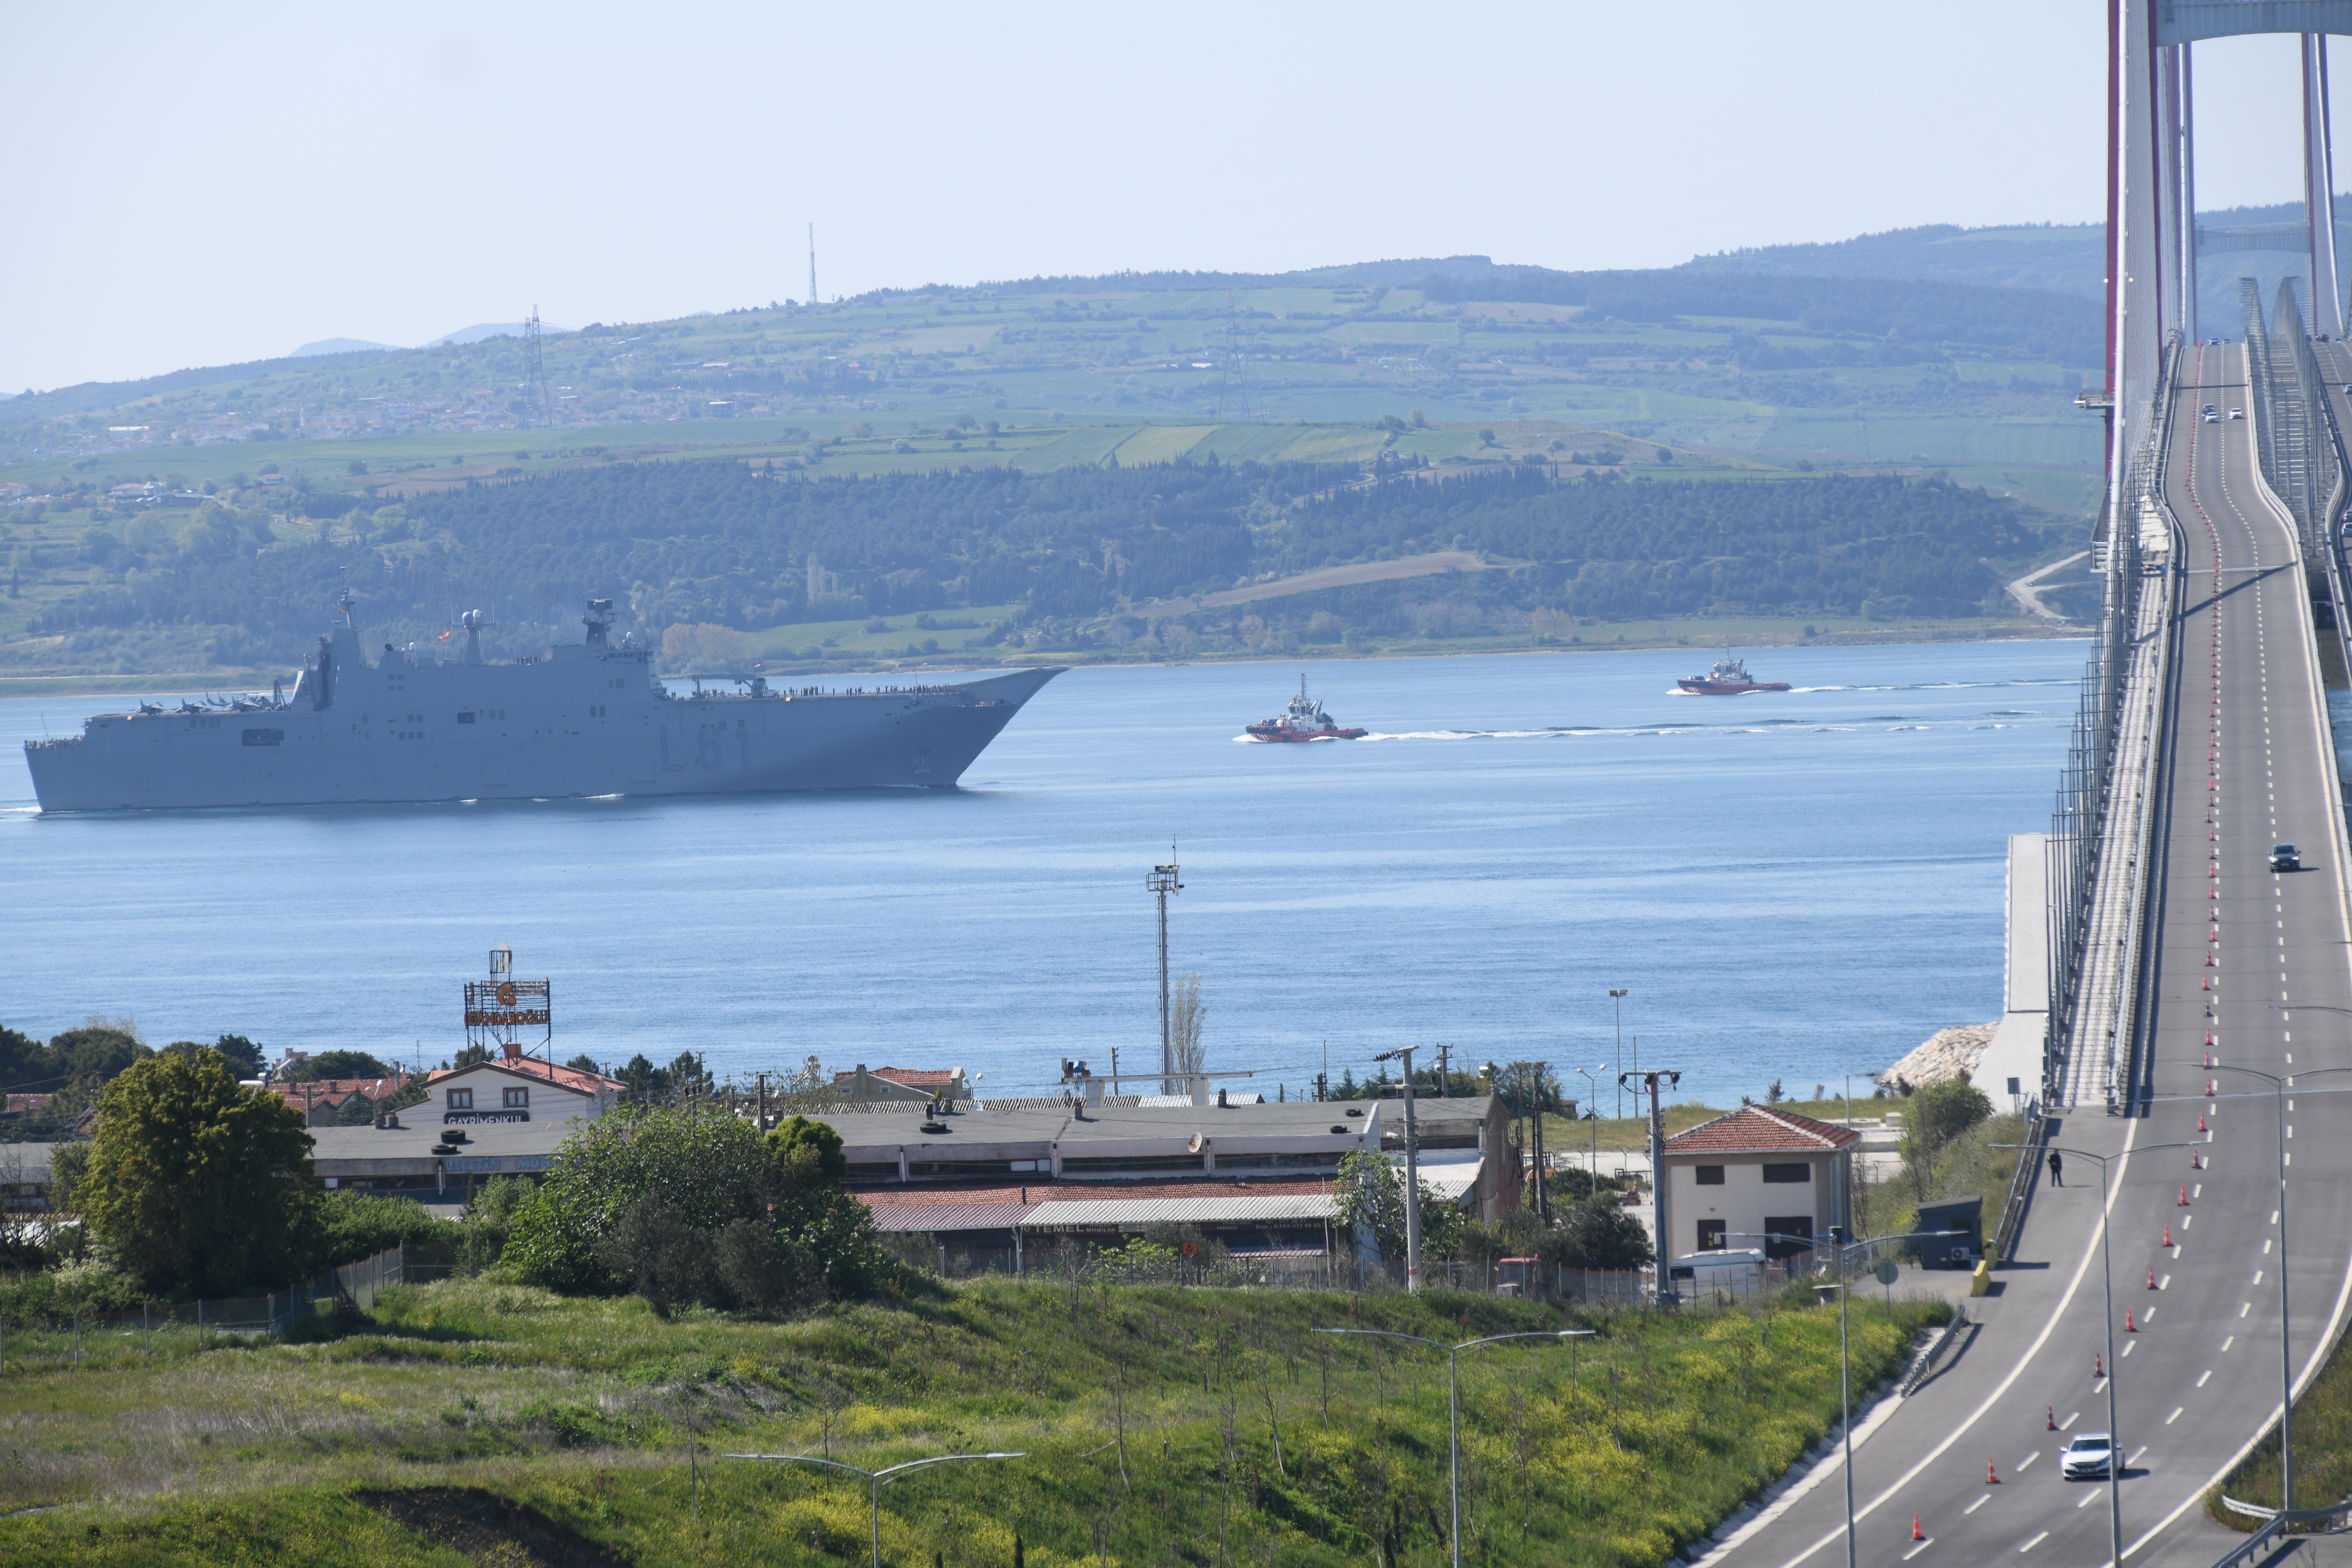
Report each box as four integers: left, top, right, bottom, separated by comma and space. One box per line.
1700, 345, 2352, 1568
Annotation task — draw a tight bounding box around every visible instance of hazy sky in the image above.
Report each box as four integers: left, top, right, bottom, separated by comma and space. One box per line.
1, 4, 2329, 394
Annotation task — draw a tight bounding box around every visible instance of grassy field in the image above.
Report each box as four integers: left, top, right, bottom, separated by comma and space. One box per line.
0, 1271, 1949, 1566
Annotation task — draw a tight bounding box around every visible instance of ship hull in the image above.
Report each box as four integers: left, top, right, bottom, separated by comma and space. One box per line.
1675, 680, 1791, 695
1245, 726, 1367, 742
27, 665, 1064, 813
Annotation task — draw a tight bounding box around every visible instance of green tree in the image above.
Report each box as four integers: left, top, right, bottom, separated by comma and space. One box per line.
81, 1052, 322, 1295
210, 1034, 266, 1078
280, 1048, 393, 1082
509, 1106, 785, 1293
1331, 1148, 1461, 1265
765, 1116, 882, 1297
1900, 1074, 1993, 1201
1559, 1190, 1653, 1269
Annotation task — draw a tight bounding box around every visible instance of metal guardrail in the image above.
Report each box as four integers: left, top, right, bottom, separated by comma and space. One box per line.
1899, 1303, 1969, 1396
2206, 1496, 2352, 1566
1991, 1102, 2047, 1263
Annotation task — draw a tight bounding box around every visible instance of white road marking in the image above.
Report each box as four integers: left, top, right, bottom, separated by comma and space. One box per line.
2198, 1369, 2213, 1386
1904, 1540, 1933, 1560
2020, 1532, 2048, 1552
2122, 1342, 2135, 1358
2224, 1335, 2235, 1351
2167, 1407, 2184, 1424
2079, 1490, 2102, 1509
2020, 1449, 2042, 1468
1966, 1496, 1989, 1516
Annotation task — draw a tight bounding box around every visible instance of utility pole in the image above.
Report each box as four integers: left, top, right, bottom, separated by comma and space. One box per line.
756, 1072, 767, 1132
1532, 1061, 1549, 1222
1377, 1045, 1423, 1291
1623, 1068, 1682, 1304
1608, 989, 1628, 1119
1434, 1043, 1449, 1096
1148, 846, 1182, 1094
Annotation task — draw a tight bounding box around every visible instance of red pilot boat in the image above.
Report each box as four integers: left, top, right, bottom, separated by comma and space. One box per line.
1676, 654, 1791, 695
1247, 676, 1367, 741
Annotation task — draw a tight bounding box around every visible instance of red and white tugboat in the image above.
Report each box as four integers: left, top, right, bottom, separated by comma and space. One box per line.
1246, 675, 1368, 741
1676, 653, 1791, 695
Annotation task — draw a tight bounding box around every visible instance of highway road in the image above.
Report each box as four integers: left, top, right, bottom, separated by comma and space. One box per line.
1703, 343, 2352, 1568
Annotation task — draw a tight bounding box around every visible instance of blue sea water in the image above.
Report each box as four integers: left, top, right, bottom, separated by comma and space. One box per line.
0, 641, 2083, 1110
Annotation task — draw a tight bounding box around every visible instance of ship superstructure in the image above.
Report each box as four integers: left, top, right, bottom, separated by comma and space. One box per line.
25, 596, 1062, 811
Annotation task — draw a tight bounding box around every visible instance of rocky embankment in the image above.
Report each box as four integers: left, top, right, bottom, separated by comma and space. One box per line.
1876, 1022, 2000, 1089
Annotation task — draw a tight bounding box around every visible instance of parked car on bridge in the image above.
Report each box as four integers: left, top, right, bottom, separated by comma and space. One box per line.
2230, 408, 2246, 419
2271, 843, 2300, 872
2061, 1432, 2114, 1480
2204, 412, 2220, 423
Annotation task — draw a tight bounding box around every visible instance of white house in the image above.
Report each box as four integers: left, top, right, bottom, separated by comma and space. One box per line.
425, 1052, 622, 1125
1658, 1105, 1859, 1261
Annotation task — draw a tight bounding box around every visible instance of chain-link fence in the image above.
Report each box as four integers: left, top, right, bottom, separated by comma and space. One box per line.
882, 1238, 1810, 1314
0, 1244, 409, 1370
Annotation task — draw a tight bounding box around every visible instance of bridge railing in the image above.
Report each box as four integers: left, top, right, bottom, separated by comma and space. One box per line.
2044, 332, 2175, 1111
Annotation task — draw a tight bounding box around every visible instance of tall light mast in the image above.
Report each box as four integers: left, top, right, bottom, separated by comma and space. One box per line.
1148, 846, 1182, 1094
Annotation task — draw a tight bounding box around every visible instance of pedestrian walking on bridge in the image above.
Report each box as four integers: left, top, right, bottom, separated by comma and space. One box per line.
2048, 1149, 2064, 1187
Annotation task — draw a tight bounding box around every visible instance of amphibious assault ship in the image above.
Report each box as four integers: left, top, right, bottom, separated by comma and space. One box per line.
24, 596, 1063, 812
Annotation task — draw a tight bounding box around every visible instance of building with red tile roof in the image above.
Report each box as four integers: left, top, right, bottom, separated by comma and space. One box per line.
424, 1051, 624, 1125
1658, 1105, 1859, 1263
272, 1076, 419, 1127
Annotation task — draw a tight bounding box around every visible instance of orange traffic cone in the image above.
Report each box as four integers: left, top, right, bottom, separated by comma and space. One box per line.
2125, 1310, 2137, 1333
2163, 1224, 2172, 1247
1912, 1513, 1926, 1541
2198, 1112, 2207, 1132
2094, 1351, 2104, 1377
2148, 1268, 2158, 1289
2181, 1184, 2191, 1206
2192, 1149, 2202, 1170
2047, 1405, 2058, 1430
1988, 1460, 2001, 1485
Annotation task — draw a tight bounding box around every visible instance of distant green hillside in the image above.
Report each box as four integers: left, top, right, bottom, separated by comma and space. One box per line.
1678, 198, 2352, 329
14, 456, 2059, 679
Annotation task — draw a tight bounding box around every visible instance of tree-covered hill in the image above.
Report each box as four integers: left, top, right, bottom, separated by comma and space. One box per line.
25, 458, 2056, 669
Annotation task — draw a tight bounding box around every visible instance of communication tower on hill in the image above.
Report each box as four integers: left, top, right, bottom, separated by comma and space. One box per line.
808, 223, 819, 308
1213, 288, 1254, 421
521, 306, 551, 429
464, 943, 552, 1061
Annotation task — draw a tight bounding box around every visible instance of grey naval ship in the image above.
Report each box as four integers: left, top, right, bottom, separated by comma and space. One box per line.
25, 595, 1063, 812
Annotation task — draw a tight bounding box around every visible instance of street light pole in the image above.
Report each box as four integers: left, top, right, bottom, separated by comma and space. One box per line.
1375, 1045, 1422, 1290
1609, 989, 1628, 1120
1576, 1065, 1603, 1192
1148, 849, 1182, 1095
722, 1450, 1026, 1568
1317, 1328, 1587, 1568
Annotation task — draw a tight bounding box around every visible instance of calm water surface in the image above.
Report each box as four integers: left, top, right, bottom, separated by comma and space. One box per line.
0, 642, 2083, 1108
